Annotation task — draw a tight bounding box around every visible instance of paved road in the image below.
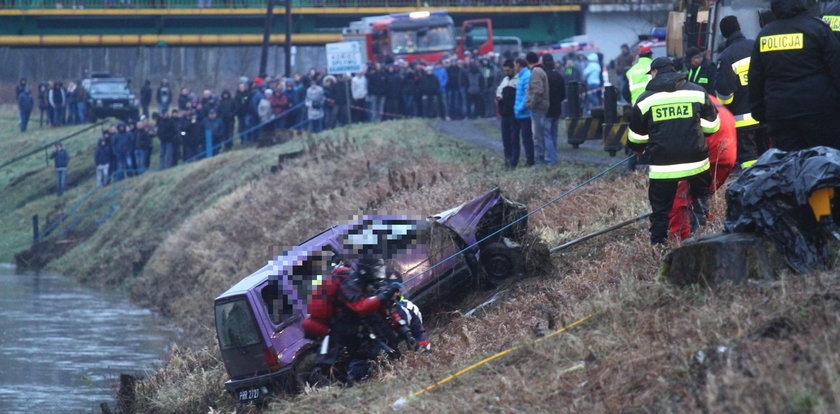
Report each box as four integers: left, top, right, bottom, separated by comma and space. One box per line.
433, 119, 621, 166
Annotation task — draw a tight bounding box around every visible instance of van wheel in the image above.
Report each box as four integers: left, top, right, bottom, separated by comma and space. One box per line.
480, 242, 522, 284
291, 350, 320, 392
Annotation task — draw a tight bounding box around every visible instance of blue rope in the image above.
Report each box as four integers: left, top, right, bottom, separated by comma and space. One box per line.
402, 155, 634, 284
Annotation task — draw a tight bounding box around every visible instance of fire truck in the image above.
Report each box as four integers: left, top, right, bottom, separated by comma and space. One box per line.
342, 10, 494, 63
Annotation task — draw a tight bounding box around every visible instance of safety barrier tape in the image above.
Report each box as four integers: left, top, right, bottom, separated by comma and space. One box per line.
391, 313, 594, 410
402, 155, 633, 285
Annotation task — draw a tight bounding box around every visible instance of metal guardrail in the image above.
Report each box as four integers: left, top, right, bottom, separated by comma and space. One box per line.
0, 0, 592, 9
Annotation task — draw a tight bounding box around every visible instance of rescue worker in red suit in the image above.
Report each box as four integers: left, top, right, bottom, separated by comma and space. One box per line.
669, 95, 737, 240
303, 256, 401, 385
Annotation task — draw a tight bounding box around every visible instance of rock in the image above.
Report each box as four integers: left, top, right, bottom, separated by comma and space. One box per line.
661, 232, 787, 287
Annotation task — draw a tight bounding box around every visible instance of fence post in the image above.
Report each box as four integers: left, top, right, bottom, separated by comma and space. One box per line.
205, 129, 213, 159
603, 85, 617, 124
32, 214, 39, 243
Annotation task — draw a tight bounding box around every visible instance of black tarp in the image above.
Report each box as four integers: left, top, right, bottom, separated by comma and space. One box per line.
725, 147, 840, 273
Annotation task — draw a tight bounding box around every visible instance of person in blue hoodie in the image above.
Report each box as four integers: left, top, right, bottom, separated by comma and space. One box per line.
433, 61, 449, 119
111, 122, 134, 182
49, 142, 70, 196
513, 57, 534, 167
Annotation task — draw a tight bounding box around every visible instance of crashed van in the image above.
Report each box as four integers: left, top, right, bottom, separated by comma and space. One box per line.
214, 188, 527, 403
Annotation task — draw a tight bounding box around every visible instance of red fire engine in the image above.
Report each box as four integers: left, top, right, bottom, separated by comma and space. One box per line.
342, 11, 493, 64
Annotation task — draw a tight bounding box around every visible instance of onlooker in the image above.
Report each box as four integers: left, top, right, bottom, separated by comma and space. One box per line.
305, 81, 325, 133
17, 87, 34, 133
15, 78, 27, 98
496, 59, 518, 167
513, 57, 535, 167
466, 63, 485, 119
94, 134, 111, 187
613, 44, 634, 103
203, 110, 224, 156
183, 113, 203, 161
525, 52, 549, 164
433, 61, 449, 119
542, 54, 566, 165
49, 81, 66, 127
383, 65, 402, 120
133, 121, 153, 173
351, 70, 369, 122
217, 89, 237, 150
157, 79, 172, 114
367, 64, 386, 122
75, 82, 87, 123
50, 142, 70, 196
157, 110, 176, 169
140, 80, 152, 118
38, 83, 49, 127
111, 122, 134, 181
235, 82, 251, 146
65, 82, 78, 125
177, 87, 191, 110
420, 66, 441, 118
583, 54, 602, 115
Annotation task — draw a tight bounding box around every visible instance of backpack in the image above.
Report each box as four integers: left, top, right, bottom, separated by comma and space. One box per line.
302, 266, 352, 339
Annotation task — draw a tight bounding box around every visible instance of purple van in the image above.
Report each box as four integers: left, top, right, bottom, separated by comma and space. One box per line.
214, 188, 527, 403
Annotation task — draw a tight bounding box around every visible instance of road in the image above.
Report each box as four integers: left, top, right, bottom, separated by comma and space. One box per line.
433, 118, 621, 166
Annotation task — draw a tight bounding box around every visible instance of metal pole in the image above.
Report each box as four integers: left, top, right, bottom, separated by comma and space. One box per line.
549, 213, 651, 253
345, 76, 352, 125
32, 214, 39, 243
259, 0, 275, 77
285, 0, 292, 76
603, 85, 617, 124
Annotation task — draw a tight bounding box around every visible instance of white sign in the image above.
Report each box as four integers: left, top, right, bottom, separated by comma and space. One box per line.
325, 41, 364, 75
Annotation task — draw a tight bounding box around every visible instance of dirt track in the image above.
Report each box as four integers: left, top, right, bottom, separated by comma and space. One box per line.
433, 118, 621, 166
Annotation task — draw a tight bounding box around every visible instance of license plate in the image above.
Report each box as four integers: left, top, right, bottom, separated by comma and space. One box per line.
237, 388, 260, 402
111, 103, 124, 109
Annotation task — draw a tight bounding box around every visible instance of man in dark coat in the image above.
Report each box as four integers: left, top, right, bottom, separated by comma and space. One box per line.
542, 54, 566, 164
50, 142, 70, 196
202, 110, 224, 156
140, 80, 152, 118
111, 123, 134, 181
17, 87, 34, 132
217, 90, 237, 150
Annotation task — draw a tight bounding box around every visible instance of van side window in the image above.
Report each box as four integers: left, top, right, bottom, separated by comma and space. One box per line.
260, 283, 294, 325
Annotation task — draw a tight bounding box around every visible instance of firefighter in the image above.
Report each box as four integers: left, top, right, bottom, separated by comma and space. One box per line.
384, 270, 430, 352
715, 15, 768, 170
683, 47, 717, 94
628, 57, 720, 245
622, 46, 654, 105
748, 0, 840, 151
304, 256, 401, 385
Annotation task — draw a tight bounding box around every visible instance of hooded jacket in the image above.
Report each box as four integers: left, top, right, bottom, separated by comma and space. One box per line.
94, 139, 111, 165
526, 64, 550, 111
628, 71, 719, 179
748, 0, 840, 121
715, 31, 759, 129
514, 67, 531, 119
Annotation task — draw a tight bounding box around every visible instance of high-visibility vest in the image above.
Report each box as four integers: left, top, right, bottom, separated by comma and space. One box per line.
626, 57, 653, 105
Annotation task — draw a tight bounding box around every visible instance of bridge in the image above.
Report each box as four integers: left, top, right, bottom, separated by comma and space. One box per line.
0, 0, 593, 47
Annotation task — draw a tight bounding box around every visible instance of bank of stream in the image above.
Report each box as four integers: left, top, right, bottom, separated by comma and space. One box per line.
0, 264, 176, 413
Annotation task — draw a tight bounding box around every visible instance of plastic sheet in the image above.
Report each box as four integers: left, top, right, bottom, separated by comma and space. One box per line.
725, 146, 840, 273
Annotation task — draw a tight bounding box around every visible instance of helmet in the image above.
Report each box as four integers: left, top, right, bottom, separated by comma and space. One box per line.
356, 256, 386, 280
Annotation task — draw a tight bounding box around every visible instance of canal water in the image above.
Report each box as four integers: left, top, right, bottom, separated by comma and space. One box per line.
0, 264, 176, 413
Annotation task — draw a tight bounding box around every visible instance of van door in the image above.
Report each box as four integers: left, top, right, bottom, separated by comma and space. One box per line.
215, 296, 270, 380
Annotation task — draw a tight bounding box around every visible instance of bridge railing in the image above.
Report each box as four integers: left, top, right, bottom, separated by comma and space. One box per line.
0, 0, 586, 10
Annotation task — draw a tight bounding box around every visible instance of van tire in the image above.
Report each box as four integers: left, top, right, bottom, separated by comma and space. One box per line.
291, 349, 320, 392
479, 242, 522, 284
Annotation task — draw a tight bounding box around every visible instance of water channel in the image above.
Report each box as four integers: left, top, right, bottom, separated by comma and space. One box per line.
0, 264, 176, 413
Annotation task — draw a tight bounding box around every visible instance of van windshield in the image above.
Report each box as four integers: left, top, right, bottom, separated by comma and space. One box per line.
215, 299, 262, 350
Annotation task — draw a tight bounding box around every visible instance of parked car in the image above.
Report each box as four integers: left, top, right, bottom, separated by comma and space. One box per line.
84, 75, 140, 122
214, 188, 527, 404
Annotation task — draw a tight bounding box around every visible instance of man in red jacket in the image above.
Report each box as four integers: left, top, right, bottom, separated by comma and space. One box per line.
669, 95, 737, 240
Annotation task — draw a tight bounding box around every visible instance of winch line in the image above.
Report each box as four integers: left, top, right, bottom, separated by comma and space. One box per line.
402, 155, 633, 285
391, 313, 594, 410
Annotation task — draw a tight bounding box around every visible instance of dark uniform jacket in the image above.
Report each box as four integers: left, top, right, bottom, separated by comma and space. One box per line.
686, 57, 717, 94
628, 71, 719, 180
715, 31, 759, 129
748, 0, 840, 122
545, 68, 566, 118
822, 2, 840, 36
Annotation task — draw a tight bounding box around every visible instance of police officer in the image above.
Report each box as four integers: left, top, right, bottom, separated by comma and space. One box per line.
622, 46, 654, 105
822, 1, 840, 37
628, 57, 720, 245
715, 15, 768, 169
684, 47, 717, 94
749, 0, 840, 151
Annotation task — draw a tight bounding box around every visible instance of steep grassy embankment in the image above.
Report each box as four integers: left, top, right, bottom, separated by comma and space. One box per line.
4, 107, 838, 414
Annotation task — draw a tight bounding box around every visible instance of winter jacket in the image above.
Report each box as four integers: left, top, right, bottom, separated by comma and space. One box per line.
202, 117, 224, 141
433, 67, 448, 93
351, 75, 368, 100
134, 129, 153, 151
184, 120, 204, 148
234, 89, 251, 117
546, 68, 566, 118
420, 73, 440, 96
50, 148, 69, 169
628, 71, 719, 179
686, 57, 717, 94
334, 80, 350, 106
583, 55, 601, 86
623, 56, 653, 104
250, 90, 265, 117
49, 87, 66, 108
446, 66, 466, 90
94, 141, 111, 165
66, 86, 77, 106
156, 118, 176, 144
823, 1, 840, 37
748, 0, 840, 122
466, 68, 484, 95
177, 93, 191, 110
140, 84, 152, 106
401, 72, 419, 97
305, 86, 325, 120
526, 64, 550, 111
270, 93, 289, 116
38, 87, 48, 110
367, 70, 386, 97
715, 31, 759, 129
18, 91, 34, 113
496, 75, 517, 117
157, 85, 171, 105
217, 95, 237, 121
514, 67, 531, 119
383, 71, 403, 99
258, 98, 272, 123
111, 130, 134, 155
614, 51, 635, 77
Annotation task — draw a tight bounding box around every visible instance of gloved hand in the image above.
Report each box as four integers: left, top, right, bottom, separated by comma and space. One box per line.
376, 282, 401, 302
417, 340, 431, 353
